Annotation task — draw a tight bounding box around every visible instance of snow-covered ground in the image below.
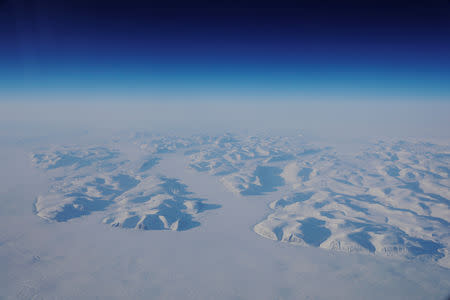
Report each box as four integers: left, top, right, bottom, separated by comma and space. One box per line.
31, 133, 450, 267
1, 130, 449, 299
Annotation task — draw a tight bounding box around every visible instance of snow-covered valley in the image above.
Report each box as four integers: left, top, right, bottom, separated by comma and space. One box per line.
30, 133, 450, 268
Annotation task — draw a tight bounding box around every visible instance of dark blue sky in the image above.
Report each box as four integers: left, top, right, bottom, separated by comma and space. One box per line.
1, 0, 449, 101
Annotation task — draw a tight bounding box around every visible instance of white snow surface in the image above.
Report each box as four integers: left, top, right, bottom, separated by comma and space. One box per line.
30, 134, 450, 267
1, 131, 450, 299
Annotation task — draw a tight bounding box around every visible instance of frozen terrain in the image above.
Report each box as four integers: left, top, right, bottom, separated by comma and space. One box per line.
1, 127, 450, 300
30, 133, 450, 269
31, 145, 219, 231
253, 141, 450, 268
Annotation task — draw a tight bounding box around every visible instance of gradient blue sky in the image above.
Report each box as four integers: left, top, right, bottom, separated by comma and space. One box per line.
1, 0, 449, 101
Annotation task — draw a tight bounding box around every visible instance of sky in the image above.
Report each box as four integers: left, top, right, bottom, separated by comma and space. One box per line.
1, 0, 450, 102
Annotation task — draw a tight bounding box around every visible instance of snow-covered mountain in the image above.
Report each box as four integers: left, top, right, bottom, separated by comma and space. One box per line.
31, 133, 450, 267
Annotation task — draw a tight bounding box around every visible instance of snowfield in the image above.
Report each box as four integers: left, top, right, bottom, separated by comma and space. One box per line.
31, 133, 450, 268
